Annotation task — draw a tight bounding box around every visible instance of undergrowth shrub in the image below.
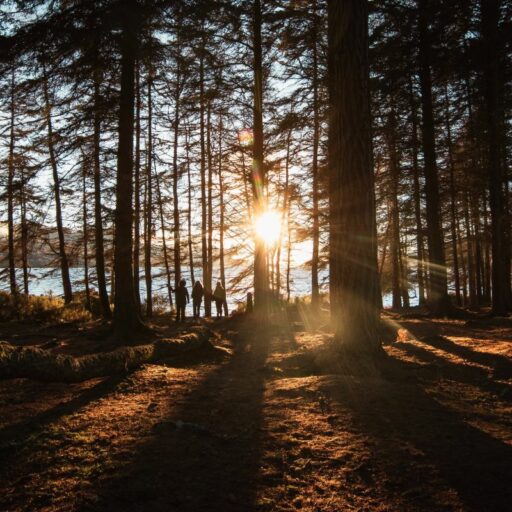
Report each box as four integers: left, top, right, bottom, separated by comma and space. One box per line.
142, 294, 171, 316
0, 291, 92, 324
73, 290, 105, 318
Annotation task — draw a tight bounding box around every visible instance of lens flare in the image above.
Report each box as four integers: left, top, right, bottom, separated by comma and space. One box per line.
254, 210, 281, 246
238, 129, 254, 147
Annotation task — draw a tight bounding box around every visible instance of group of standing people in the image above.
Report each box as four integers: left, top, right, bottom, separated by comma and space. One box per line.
174, 279, 227, 322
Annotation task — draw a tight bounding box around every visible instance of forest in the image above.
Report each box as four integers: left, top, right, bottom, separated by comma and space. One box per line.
0, 1, 511, 511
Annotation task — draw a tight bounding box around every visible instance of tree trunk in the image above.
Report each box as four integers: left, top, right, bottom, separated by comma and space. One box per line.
252, 0, 269, 316
328, 0, 380, 351
0, 328, 210, 383
409, 76, 426, 306
482, 197, 492, 303
463, 190, 477, 306
418, 0, 449, 315
112, 2, 146, 339
185, 125, 195, 285
456, 209, 468, 305
172, 38, 181, 291
286, 204, 292, 303
155, 167, 173, 309
276, 129, 292, 300
311, 0, 320, 309
502, 160, 512, 306
20, 167, 29, 295
218, 114, 227, 315
133, 61, 142, 312
7, 68, 17, 295
82, 161, 91, 312
206, 101, 213, 311
144, 71, 153, 317
379, 222, 390, 278
399, 242, 410, 308
241, 148, 252, 220
43, 69, 73, 304
481, 0, 509, 314
199, 44, 210, 315
93, 66, 111, 318
462, 73, 480, 308
471, 194, 484, 304
387, 108, 402, 309
443, 83, 461, 306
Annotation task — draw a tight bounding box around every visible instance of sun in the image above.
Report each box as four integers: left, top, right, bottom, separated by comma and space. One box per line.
254, 210, 281, 246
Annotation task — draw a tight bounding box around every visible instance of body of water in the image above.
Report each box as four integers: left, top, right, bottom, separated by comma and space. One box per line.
1, 267, 419, 313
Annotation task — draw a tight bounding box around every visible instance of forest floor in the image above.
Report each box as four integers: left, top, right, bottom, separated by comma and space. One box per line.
0, 310, 511, 512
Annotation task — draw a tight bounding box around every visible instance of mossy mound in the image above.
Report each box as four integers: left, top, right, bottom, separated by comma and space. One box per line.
0, 327, 210, 382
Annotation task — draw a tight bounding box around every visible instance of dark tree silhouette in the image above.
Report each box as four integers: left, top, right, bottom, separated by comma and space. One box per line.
112, 1, 147, 339
328, 0, 380, 352
417, 0, 450, 316
481, 0, 510, 315
252, 0, 269, 315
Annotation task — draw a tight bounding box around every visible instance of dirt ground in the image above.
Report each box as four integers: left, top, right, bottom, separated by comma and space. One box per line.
0, 312, 511, 512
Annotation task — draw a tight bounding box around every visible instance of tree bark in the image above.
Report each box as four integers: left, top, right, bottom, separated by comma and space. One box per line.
0, 328, 210, 383
481, 0, 509, 314
82, 160, 91, 312
144, 70, 154, 317
287, 200, 292, 303
133, 61, 142, 312
417, 0, 449, 315
456, 208, 468, 305
399, 242, 410, 308
386, 107, 402, 309
276, 128, 292, 299
502, 162, 511, 305
199, 43, 210, 315
172, 35, 182, 291
252, 0, 269, 316
20, 167, 29, 295
443, 83, 461, 306
482, 197, 492, 303
409, 76, 426, 306
93, 65, 111, 317
328, 0, 380, 351
42, 68, 73, 304
471, 193, 484, 304
206, 101, 213, 310
155, 167, 174, 309
7, 68, 17, 295
185, 125, 195, 285
218, 115, 229, 316
218, 115, 226, 288
241, 148, 252, 220
464, 189, 477, 306
311, 0, 320, 309
112, 1, 146, 339
462, 73, 480, 307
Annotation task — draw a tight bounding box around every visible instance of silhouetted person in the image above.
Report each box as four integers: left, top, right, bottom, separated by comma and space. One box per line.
175, 279, 189, 322
246, 292, 253, 313
192, 280, 204, 318
213, 281, 226, 318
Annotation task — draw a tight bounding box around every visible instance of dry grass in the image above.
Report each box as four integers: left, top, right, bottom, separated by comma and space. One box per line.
0, 314, 510, 511
0, 292, 92, 324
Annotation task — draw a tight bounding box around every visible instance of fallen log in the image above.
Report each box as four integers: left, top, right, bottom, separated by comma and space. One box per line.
0, 327, 211, 382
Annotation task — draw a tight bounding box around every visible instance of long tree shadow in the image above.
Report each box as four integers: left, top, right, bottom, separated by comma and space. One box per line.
324, 356, 512, 512
0, 374, 127, 475
417, 334, 512, 378
87, 324, 272, 512
395, 341, 512, 402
